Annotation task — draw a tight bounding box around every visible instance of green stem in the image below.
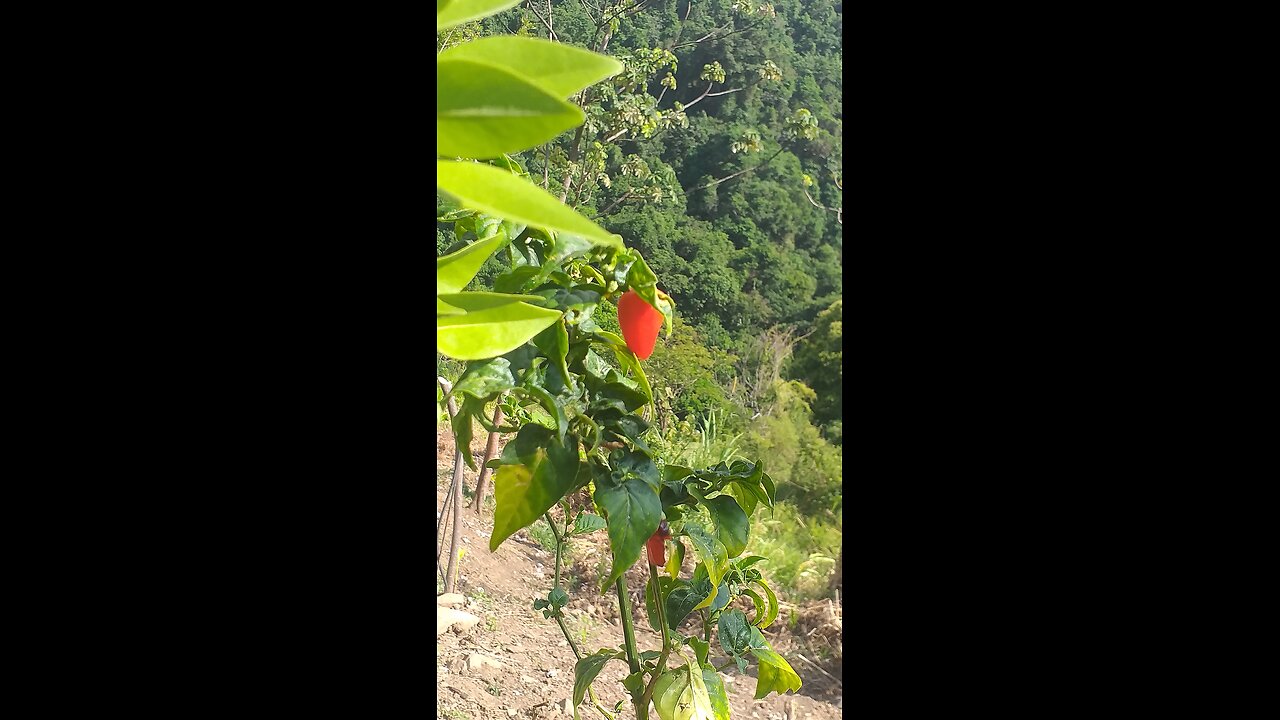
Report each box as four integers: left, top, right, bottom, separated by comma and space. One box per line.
615, 575, 647, 720
639, 562, 674, 709
545, 512, 565, 588
702, 611, 711, 642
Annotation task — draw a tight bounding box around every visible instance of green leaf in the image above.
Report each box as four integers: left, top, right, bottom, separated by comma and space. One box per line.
571, 512, 607, 535
749, 647, 802, 699
437, 301, 562, 361
493, 266, 543, 294
519, 383, 567, 439
573, 650, 624, 713
438, 297, 465, 316
489, 425, 580, 550
440, 36, 624, 99
740, 587, 767, 627
687, 637, 710, 667
437, 0, 521, 31
683, 523, 728, 607
438, 160, 623, 248
450, 395, 486, 470
665, 537, 685, 578
437, 233, 507, 294
700, 666, 731, 720
438, 58, 583, 158
594, 449, 662, 590
451, 357, 517, 403
610, 345, 653, 405
665, 577, 707, 631
718, 609, 755, 658
436, 291, 548, 311
754, 578, 779, 629
704, 495, 749, 558
652, 661, 715, 720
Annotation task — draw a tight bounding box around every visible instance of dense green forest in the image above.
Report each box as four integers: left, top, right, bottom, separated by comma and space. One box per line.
438, 0, 842, 599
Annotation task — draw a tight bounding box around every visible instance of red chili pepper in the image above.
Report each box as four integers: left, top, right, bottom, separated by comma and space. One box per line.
646, 520, 671, 566
618, 289, 664, 360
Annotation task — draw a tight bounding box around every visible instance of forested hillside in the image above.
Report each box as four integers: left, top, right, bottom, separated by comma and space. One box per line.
438, 0, 841, 598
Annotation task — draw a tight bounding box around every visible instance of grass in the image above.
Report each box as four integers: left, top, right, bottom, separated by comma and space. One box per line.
528, 518, 559, 554
744, 500, 840, 602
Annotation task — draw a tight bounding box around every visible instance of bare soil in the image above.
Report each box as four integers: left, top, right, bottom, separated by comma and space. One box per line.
437, 426, 842, 720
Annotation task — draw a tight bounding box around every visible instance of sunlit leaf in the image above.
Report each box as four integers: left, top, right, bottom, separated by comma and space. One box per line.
440, 36, 623, 99
437, 301, 562, 361
437, 234, 507, 294
438, 58, 583, 158
437, 0, 521, 31
438, 161, 623, 248
489, 425, 580, 550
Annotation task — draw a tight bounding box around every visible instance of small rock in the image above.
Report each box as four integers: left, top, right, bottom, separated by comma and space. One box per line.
437, 607, 480, 635
723, 674, 734, 683
507, 709, 518, 717
437, 593, 467, 607
466, 653, 504, 672
520, 675, 536, 683
546, 669, 559, 678
562, 698, 573, 716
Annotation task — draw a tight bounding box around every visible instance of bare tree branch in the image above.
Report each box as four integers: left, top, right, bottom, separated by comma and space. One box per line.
525, 0, 558, 40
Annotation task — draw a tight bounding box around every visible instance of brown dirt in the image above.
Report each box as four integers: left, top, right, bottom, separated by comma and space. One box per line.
436, 426, 843, 720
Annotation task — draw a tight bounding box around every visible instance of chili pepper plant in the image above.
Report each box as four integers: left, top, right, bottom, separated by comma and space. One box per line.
437, 2, 801, 717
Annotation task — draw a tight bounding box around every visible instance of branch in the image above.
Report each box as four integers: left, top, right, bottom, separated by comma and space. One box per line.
680, 82, 716, 110
592, 190, 637, 218
525, 0, 558, 40
802, 186, 843, 225
690, 147, 785, 193
705, 87, 742, 97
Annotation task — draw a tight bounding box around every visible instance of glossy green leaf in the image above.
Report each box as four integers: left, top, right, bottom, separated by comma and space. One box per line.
687, 637, 710, 666
718, 609, 755, 658
652, 660, 715, 720
533, 318, 570, 389
489, 425, 580, 550
740, 587, 767, 627
438, 161, 623, 248
683, 523, 728, 608
519, 383, 567, 439
437, 301, 562, 361
749, 578, 778, 629
437, 233, 507, 294
438, 297, 465, 316
664, 580, 701, 632
700, 666, 731, 720
450, 395, 486, 470
611, 344, 653, 405
594, 449, 662, 590
704, 495, 749, 558
493, 265, 543, 294
437, 0, 521, 31
440, 36, 624, 99
573, 650, 624, 714
665, 537, 685, 578
438, 58, 583, 158
571, 512, 607, 535
644, 575, 677, 633
750, 647, 802, 699
451, 356, 517, 400
436, 291, 547, 311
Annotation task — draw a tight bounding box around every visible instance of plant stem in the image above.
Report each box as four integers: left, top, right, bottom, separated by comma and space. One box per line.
615, 575, 647, 720
545, 511, 565, 589
639, 563, 674, 709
